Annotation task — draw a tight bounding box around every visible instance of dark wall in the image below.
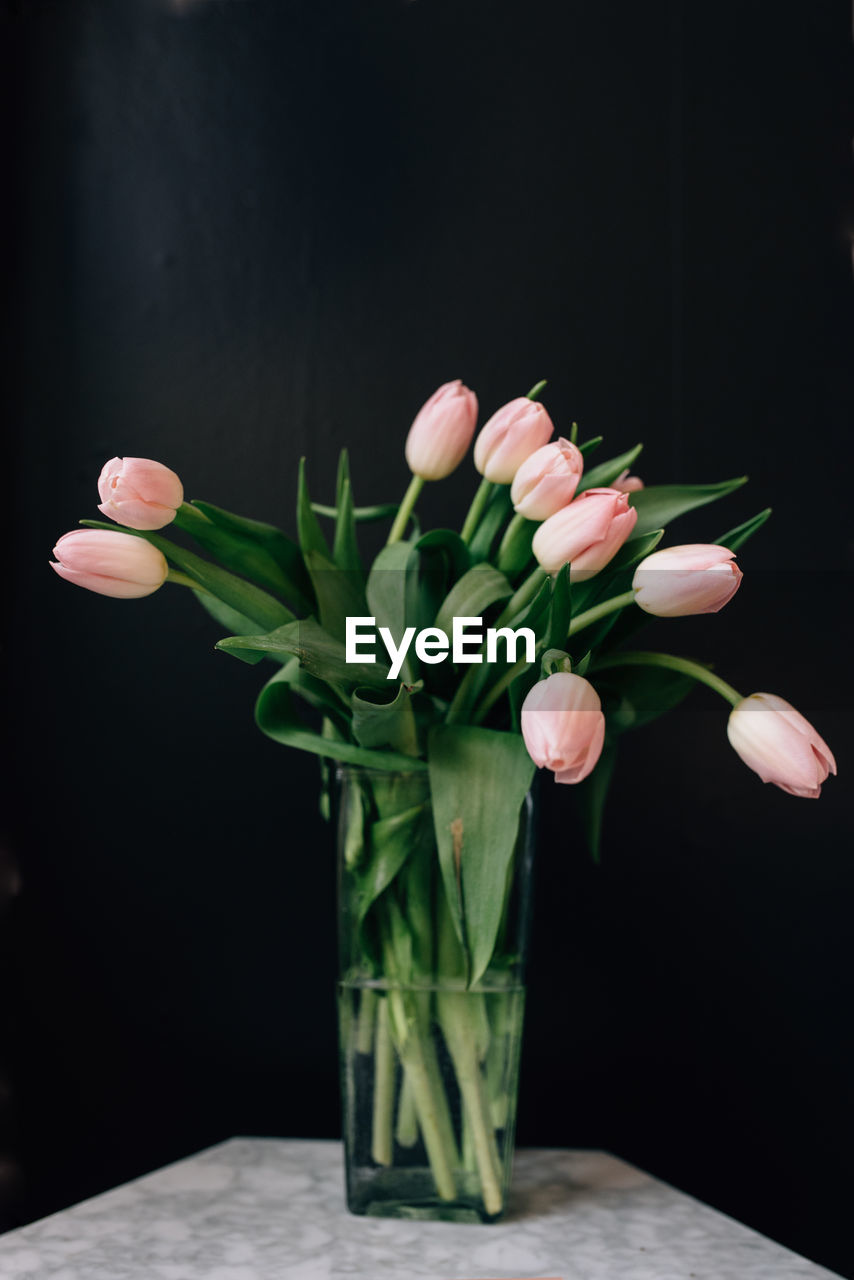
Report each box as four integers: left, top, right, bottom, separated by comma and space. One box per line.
5, 0, 854, 1275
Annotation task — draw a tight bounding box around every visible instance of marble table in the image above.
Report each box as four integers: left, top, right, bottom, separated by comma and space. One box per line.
0, 1138, 841, 1279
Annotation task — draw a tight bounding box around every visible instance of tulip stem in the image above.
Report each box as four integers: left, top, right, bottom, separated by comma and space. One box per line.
592, 650, 743, 706
473, 657, 531, 724
568, 590, 636, 636
494, 567, 548, 628
389, 476, 425, 545
172, 502, 214, 533
446, 565, 545, 725
166, 569, 211, 592
460, 478, 494, 545
387, 475, 424, 545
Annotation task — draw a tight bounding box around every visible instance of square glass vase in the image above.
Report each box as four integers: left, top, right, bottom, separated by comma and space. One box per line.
335, 765, 535, 1223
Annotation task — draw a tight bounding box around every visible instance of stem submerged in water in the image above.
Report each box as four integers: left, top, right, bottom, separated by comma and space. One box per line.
387, 988, 459, 1202
371, 997, 395, 1166
395, 1071, 419, 1148
437, 991, 504, 1216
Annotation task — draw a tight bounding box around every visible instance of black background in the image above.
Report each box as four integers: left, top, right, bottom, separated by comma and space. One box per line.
3, 0, 854, 1275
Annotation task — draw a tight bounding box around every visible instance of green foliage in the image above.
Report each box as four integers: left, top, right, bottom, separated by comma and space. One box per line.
253, 659, 426, 771
333, 451, 363, 576
574, 739, 617, 862
428, 725, 535, 985
468, 486, 514, 562
594, 662, 697, 732
180, 500, 314, 614
191, 590, 268, 659
542, 565, 572, 651
352, 803, 432, 929
434, 566, 513, 637
577, 443, 643, 493
496, 515, 536, 577
352, 683, 421, 756
629, 476, 748, 536
217, 616, 389, 689
715, 507, 772, 552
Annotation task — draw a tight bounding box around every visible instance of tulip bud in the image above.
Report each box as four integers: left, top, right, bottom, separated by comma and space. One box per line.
404, 380, 479, 481
532, 487, 638, 579
510, 437, 584, 521
521, 672, 605, 784
50, 529, 169, 599
473, 397, 553, 484
613, 469, 644, 494
727, 693, 836, 798
98, 457, 184, 530
632, 544, 742, 617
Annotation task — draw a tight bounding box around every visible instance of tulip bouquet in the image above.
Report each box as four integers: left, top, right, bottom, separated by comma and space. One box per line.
50, 378, 835, 1220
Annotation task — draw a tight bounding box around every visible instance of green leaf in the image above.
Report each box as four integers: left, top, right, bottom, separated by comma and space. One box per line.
510, 572, 553, 633
254, 661, 427, 771
575, 739, 617, 862
217, 616, 390, 689
312, 500, 400, 523
577, 443, 643, 493
581, 602, 648, 660
352, 682, 420, 756
715, 507, 772, 552
595, 663, 696, 732
414, 529, 471, 632
543, 565, 572, 651
540, 647, 572, 676
508, 664, 539, 732
191, 591, 269, 664
434, 565, 513, 637
578, 435, 603, 458
573, 649, 592, 677
496, 515, 536, 577
468, 486, 513, 562
303, 548, 368, 642
275, 655, 349, 725
608, 528, 665, 572
297, 458, 331, 559
629, 476, 748, 536
182, 501, 314, 614
366, 542, 420, 678
415, 529, 470, 581
297, 460, 366, 639
428, 725, 535, 986
353, 803, 432, 928
333, 454, 363, 576
79, 520, 294, 632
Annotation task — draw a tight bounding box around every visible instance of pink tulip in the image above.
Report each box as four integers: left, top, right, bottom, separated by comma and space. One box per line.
98, 457, 184, 530
510, 438, 585, 521
727, 693, 836, 798
473, 397, 553, 484
532, 487, 638, 579
404, 380, 479, 481
632, 544, 742, 617
50, 529, 169, 598
521, 672, 605, 784
613, 468, 644, 493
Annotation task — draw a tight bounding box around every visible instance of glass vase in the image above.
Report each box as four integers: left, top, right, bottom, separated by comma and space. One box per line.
335, 765, 535, 1223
